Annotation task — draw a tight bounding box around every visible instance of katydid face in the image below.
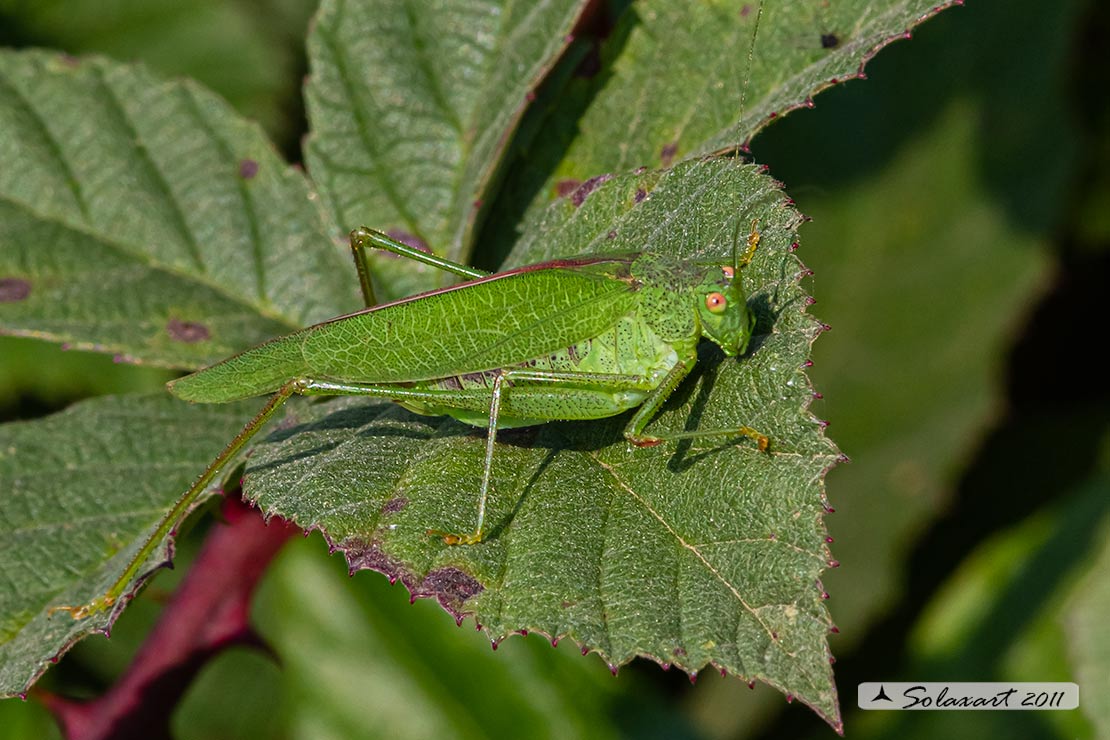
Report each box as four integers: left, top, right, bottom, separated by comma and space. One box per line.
695, 266, 754, 358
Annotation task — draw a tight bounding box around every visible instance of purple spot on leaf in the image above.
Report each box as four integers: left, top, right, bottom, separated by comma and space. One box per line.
167, 318, 211, 343
635, 189, 648, 203
571, 174, 612, 207
556, 179, 582, 198
381, 496, 408, 515
239, 159, 259, 179
0, 277, 31, 303
821, 33, 840, 49
418, 567, 484, 616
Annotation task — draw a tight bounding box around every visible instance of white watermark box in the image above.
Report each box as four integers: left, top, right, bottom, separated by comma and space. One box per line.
857, 682, 1079, 710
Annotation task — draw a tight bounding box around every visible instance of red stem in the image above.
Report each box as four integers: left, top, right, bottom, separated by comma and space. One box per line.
40, 497, 297, 740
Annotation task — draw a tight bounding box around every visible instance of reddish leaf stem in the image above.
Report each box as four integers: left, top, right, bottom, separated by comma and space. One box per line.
39, 497, 297, 740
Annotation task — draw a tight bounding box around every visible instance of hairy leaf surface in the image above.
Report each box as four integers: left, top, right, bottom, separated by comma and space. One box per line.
0, 50, 359, 367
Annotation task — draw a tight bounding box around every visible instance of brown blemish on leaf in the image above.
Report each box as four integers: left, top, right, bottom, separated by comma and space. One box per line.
660, 142, 679, 167
0, 278, 32, 303
344, 540, 407, 581
239, 159, 260, 179
381, 497, 408, 515
556, 179, 582, 198
415, 567, 484, 617
386, 230, 432, 255
166, 318, 211, 343
341, 541, 482, 620
820, 33, 840, 49
571, 174, 612, 207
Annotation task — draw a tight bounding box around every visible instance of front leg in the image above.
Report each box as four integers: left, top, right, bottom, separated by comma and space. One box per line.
623, 358, 770, 452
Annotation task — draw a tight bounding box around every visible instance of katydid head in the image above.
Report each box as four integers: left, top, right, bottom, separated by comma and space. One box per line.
695, 265, 755, 358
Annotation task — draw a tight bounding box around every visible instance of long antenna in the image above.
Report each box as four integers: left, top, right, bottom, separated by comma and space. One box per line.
736, 0, 766, 148
732, 216, 743, 273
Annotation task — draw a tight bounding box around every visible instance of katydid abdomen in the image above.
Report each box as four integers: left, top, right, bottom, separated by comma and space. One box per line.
401, 313, 685, 428
168, 257, 643, 404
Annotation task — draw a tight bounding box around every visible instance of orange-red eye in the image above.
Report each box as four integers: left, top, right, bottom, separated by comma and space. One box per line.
705, 292, 727, 313
721, 266, 735, 279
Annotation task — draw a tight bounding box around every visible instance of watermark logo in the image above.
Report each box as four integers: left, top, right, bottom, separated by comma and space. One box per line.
858, 683, 1079, 711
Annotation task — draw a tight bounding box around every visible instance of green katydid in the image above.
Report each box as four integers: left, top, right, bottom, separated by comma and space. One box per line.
53, 224, 769, 619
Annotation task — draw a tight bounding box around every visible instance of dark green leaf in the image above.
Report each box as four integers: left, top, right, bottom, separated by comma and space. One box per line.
0, 50, 359, 368
0, 394, 262, 697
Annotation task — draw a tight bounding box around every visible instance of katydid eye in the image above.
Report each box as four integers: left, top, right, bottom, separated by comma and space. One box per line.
705, 292, 727, 313
721, 266, 735, 279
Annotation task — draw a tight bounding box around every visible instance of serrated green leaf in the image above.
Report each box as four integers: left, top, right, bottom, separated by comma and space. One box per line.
0, 49, 360, 368
303, 0, 589, 294
490, 0, 958, 224
241, 159, 842, 726
0, 393, 263, 698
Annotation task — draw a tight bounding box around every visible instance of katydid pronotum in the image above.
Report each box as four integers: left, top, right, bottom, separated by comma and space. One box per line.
53, 225, 770, 619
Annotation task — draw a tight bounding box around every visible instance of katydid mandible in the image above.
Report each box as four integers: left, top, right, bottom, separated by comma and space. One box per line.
53, 225, 769, 619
